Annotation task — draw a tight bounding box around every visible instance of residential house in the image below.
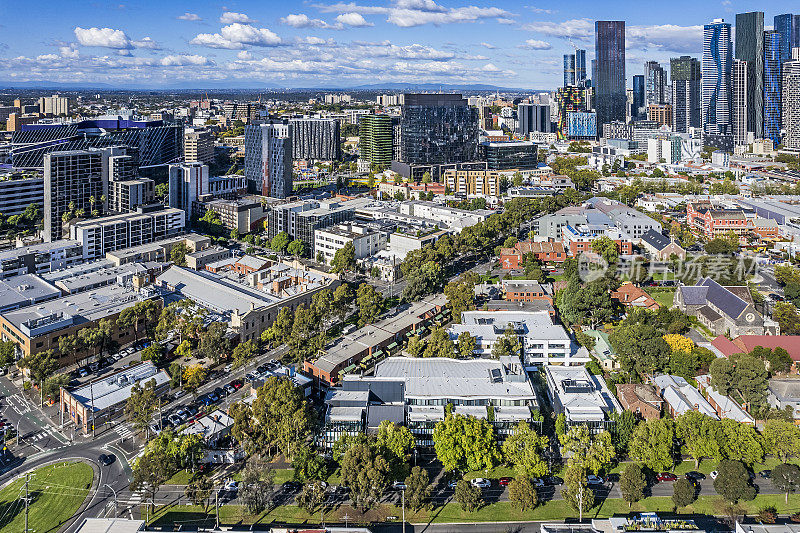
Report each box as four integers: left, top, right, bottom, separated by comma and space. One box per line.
640, 229, 686, 261
611, 282, 661, 311
616, 383, 663, 420
653, 374, 718, 419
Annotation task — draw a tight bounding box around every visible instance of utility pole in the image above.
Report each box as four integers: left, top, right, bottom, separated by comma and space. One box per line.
215, 487, 220, 529
401, 489, 406, 533
90, 381, 96, 438
24, 473, 30, 533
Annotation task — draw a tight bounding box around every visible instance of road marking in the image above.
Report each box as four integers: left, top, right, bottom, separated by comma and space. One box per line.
114, 424, 134, 440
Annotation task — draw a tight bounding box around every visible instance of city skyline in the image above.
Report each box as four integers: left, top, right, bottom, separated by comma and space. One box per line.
0, 0, 798, 89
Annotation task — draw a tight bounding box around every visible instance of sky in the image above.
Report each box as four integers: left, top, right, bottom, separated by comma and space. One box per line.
0, 0, 794, 89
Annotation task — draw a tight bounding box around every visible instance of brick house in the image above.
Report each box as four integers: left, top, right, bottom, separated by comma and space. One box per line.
499, 241, 567, 269
616, 383, 663, 420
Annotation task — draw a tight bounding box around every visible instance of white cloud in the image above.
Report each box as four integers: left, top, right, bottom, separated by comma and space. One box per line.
132, 37, 160, 49
527, 6, 554, 14
315, 0, 512, 28
518, 39, 551, 50
314, 2, 390, 15
480, 42, 496, 49
336, 13, 373, 27
177, 12, 202, 21
74, 27, 132, 49
220, 12, 257, 24
60, 45, 79, 59
496, 18, 516, 25
237, 50, 252, 60
523, 18, 593, 40
160, 54, 211, 66
481, 63, 500, 72
281, 14, 329, 28
627, 24, 703, 53
191, 23, 282, 49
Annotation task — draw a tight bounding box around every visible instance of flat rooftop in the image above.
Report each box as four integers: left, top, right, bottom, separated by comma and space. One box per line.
0, 274, 61, 311
69, 362, 169, 412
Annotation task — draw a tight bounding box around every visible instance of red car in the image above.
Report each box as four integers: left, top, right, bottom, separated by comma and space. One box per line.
657, 472, 678, 482
231, 379, 243, 390
498, 477, 512, 487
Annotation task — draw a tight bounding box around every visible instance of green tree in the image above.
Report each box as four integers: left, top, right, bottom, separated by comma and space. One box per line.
333, 283, 354, 323
331, 241, 357, 273
270, 231, 291, 253
509, 477, 538, 511
0, 341, 15, 368
762, 420, 800, 462
406, 334, 425, 357
443, 274, 477, 323
714, 459, 756, 503
619, 463, 647, 508
672, 478, 697, 509
356, 283, 384, 326
629, 418, 675, 472
125, 378, 158, 437
197, 322, 231, 364
20, 349, 58, 406
434, 413, 501, 472
292, 444, 328, 482
239, 458, 276, 514
610, 410, 638, 454
502, 422, 549, 478
422, 327, 455, 358
710, 353, 768, 411
772, 463, 800, 503
491, 324, 521, 358
675, 411, 721, 468
454, 479, 483, 512
140, 344, 165, 365
170, 241, 187, 266
774, 302, 800, 335
457, 331, 477, 359
287, 239, 305, 257
130, 449, 171, 514
232, 339, 258, 370
405, 466, 431, 512
297, 480, 327, 515
719, 418, 764, 466
561, 465, 594, 521
340, 441, 391, 512
185, 477, 213, 513
559, 426, 616, 475
609, 322, 671, 376
591, 235, 619, 264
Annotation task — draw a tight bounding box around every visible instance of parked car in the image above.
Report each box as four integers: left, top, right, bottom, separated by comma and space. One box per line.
224, 480, 238, 492
758, 470, 771, 479
392, 481, 407, 490
656, 472, 678, 482
224, 364, 233, 373
544, 476, 563, 486
77, 367, 89, 377
471, 478, 491, 489
586, 475, 604, 485
231, 379, 243, 390
498, 477, 512, 487
223, 384, 235, 395
685, 471, 705, 482
531, 478, 545, 488
447, 479, 459, 488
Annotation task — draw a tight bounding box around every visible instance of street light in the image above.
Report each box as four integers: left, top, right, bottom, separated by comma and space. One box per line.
104, 484, 118, 516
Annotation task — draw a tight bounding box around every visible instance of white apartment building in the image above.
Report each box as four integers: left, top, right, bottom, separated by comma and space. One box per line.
314, 223, 388, 264
399, 201, 490, 232
449, 310, 591, 368
70, 206, 186, 260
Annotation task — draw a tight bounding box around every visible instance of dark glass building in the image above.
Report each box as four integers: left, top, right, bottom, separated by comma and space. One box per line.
575, 49, 587, 86
703, 19, 733, 135
763, 30, 782, 144
398, 93, 478, 169
564, 54, 576, 86
517, 103, 551, 135
594, 21, 626, 128
735, 11, 764, 138
774, 14, 800, 63
479, 141, 538, 170
671, 56, 702, 133
644, 61, 667, 107
632, 75, 645, 119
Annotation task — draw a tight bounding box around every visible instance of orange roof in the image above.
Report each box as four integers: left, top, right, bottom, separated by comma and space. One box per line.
714, 335, 800, 361
611, 283, 660, 310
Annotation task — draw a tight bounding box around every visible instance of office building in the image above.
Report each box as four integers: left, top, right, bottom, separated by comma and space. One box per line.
267, 198, 372, 249
443, 169, 502, 197
198, 198, 266, 234
358, 114, 393, 169
647, 104, 673, 127
397, 94, 478, 172
0, 240, 84, 279
70, 205, 186, 260
168, 162, 209, 217
594, 21, 626, 127
575, 49, 587, 86
183, 128, 214, 165
244, 122, 292, 198
108, 153, 137, 182
733, 59, 750, 145
632, 75, 645, 119
774, 14, 800, 63
517, 103, 551, 135
289, 118, 340, 161
671, 56, 702, 133
43, 150, 107, 241
763, 30, 782, 145
556, 86, 586, 139
567, 112, 597, 139
703, 19, 733, 135
0, 173, 44, 217
109, 178, 155, 213
783, 60, 800, 149
564, 54, 576, 86
645, 61, 667, 107
314, 223, 387, 264
37, 95, 69, 116
478, 141, 538, 170
735, 11, 764, 139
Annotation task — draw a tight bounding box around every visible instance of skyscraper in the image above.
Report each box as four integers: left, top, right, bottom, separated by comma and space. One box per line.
244, 122, 292, 198
735, 11, 764, 138
774, 14, 796, 63
575, 49, 587, 86
289, 118, 341, 161
763, 31, 782, 145
564, 54, 576, 86
644, 61, 667, 107
671, 56, 701, 133
359, 114, 393, 169
517, 103, 552, 135
782, 59, 800, 149
43, 150, 107, 241
703, 19, 733, 135
733, 59, 749, 145
632, 75, 645, 119
168, 162, 209, 217
595, 21, 626, 128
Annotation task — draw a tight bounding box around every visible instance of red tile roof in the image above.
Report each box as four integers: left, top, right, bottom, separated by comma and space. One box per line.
713, 335, 800, 361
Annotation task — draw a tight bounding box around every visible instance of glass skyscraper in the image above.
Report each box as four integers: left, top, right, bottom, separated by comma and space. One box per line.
575, 49, 587, 86
702, 19, 733, 135
564, 54, 576, 87
632, 75, 645, 119
735, 11, 764, 138
644, 61, 667, 107
763, 31, 782, 144
398, 93, 478, 166
774, 14, 800, 63
671, 56, 701, 133
594, 21, 626, 128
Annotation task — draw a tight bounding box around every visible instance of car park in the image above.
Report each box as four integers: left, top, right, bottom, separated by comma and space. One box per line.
471, 478, 491, 488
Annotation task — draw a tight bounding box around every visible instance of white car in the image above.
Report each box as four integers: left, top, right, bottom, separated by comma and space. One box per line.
471, 478, 491, 489
224, 480, 239, 492
587, 475, 605, 485
392, 481, 407, 490
710, 471, 719, 480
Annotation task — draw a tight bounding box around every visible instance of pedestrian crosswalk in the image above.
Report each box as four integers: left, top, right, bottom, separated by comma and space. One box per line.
126, 491, 143, 506
115, 424, 134, 439
27, 430, 50, 442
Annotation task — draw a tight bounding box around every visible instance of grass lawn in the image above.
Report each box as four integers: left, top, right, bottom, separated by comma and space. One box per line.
165, 469, 194, 485
0, 461, 93, 533
648, 288, 676, 308
151, 493, 800, 528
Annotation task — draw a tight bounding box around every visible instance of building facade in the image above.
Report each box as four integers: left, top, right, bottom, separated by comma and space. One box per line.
671, 56, 702, 133
168, 162, 209, 218
289, 118, 340, 161
358, 114, 393, 169
703, 19, 733, 135
183, 128, 215, 165
443, 169, 502, 197
735, 11, 765, 139
244, 123, 292, 198
43, 150, 107, 241
763, 30, 782, 145
783, 60, 800, 149
644, 61, 667, 107
594, 21, 626, 128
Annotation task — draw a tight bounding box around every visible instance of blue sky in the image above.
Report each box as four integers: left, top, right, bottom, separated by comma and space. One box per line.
0, 0, 794, 89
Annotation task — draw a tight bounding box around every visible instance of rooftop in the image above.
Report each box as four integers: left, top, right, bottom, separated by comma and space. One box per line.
69, 362, 169, 412
0, 274, 61, 312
